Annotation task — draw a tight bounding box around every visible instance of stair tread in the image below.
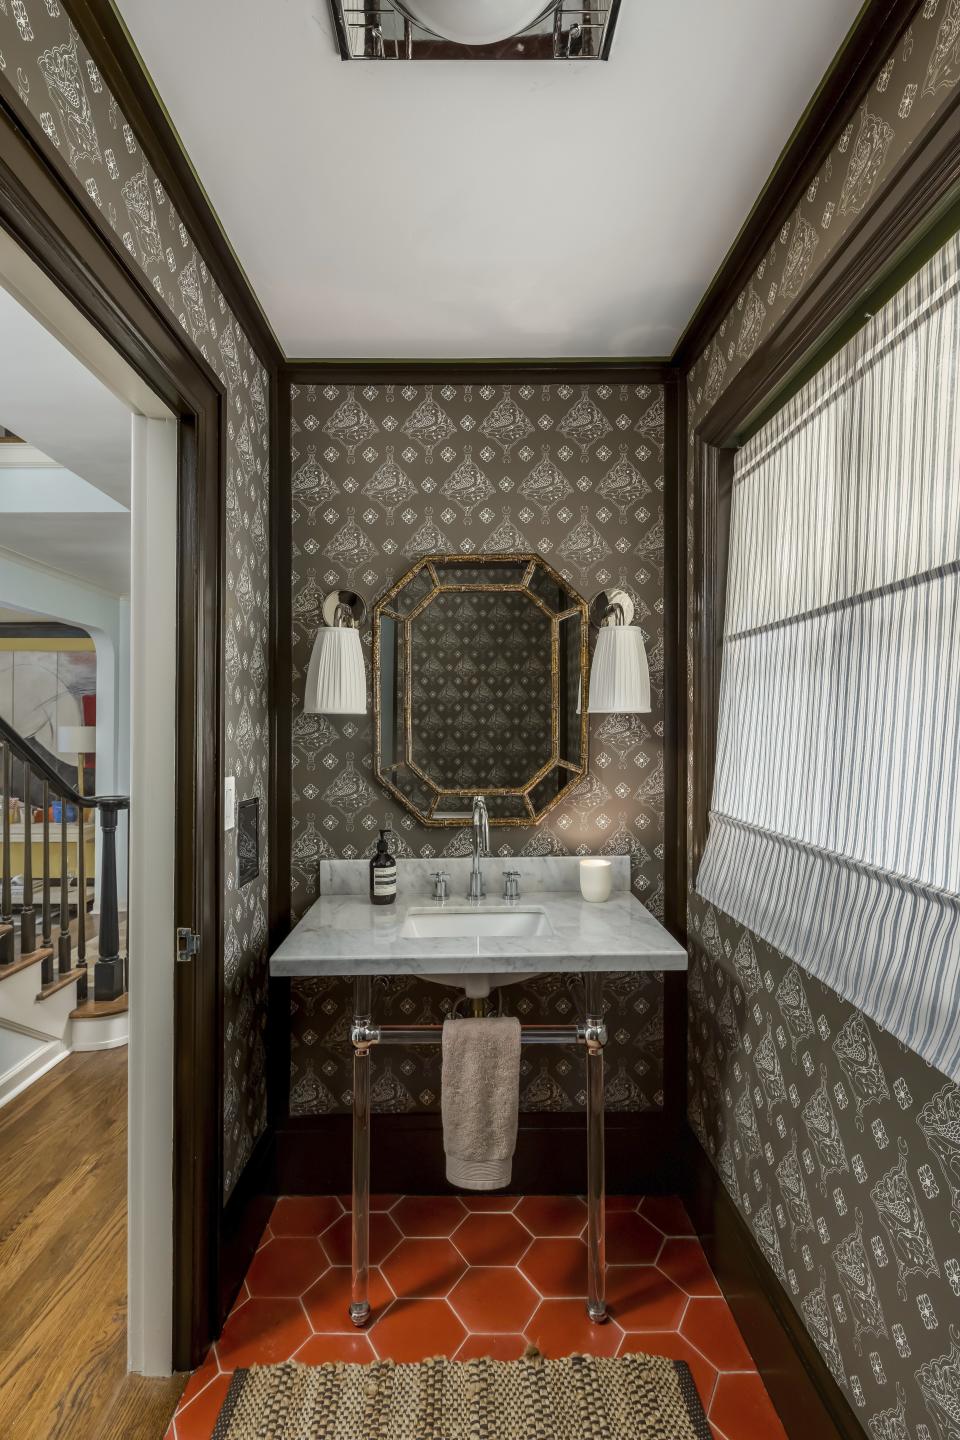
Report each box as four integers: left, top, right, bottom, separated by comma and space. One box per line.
70, 994, 128, 1020
36, 967, 85, 1000
0, 946, 55, 980
0, 921, 12, 937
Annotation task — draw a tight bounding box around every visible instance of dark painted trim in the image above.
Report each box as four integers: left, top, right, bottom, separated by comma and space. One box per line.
273, 1110, 688, 1196
690, 441, 733, 880
673, 0, 916, 371
219, 1130, 277, 1321
700, 84, 960, 447
662, 373, 686, 944
64, 0, 283, 371
687, 1136, 861, 1440
0, 65, 224, 1370
285, 361, 673, 383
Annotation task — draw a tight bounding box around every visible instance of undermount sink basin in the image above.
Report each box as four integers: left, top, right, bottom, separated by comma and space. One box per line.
400, 905, 554, 940
400, 905, 552, 998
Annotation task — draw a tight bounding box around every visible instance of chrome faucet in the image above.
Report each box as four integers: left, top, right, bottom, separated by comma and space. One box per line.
468, 795, 489, 901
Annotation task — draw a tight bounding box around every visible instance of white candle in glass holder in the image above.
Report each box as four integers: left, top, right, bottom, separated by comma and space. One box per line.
579, 857, 613, 903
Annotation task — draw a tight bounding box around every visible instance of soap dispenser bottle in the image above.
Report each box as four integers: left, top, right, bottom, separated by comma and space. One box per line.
370, 828, 397, 906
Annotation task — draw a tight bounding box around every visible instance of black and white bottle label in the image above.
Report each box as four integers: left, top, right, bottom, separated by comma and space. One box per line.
373, 864, 397, 896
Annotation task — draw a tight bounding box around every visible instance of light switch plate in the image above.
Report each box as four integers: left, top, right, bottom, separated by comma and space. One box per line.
224, 775, 236, 831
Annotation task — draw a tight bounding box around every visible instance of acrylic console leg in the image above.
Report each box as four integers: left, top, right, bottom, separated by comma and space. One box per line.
584, 972, 608, 1324
350, 975, 373, 1328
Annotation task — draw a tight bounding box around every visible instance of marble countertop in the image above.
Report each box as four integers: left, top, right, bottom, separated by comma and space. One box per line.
270, 858, 687, 979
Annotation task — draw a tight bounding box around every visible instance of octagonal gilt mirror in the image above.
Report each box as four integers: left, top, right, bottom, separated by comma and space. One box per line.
373, 555, 589, 826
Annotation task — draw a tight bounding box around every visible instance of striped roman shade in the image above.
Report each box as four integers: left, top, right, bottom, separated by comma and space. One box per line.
697, 230, 960, 1081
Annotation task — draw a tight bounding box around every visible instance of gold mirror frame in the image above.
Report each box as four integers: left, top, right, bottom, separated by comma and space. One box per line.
372, 554, 590, 827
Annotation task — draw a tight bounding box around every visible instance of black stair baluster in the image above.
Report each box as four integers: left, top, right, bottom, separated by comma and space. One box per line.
58, 790, 72, 975
40, 782, 52, 985
93, 799, 124, 1002
76, 802, 87, 1002
1, 743, 12, 965
21, 760, 36, 956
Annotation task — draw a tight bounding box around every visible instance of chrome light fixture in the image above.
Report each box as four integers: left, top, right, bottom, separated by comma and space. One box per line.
586, 588, 650, 714
390, 0, 559, 45
329, 2, 621, 61
305, 591, 368, 715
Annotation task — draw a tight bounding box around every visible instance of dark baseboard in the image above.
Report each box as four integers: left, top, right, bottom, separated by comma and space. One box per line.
272, 1110, 689, 1197
219, 1129, 276, 1326
685, 1139, 862, 1440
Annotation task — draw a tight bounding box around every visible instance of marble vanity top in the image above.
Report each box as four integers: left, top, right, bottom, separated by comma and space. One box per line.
270, 857, 687, 979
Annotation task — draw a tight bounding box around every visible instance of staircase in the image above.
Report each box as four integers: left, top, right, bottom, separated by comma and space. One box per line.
0, 718, 129, 1103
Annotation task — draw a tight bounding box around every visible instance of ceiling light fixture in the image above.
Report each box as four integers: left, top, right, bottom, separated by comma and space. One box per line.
329, 2, 621, 62
389, 0, 559, 46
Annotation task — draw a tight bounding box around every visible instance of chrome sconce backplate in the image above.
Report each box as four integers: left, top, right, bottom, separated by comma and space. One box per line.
328, 1, 621, 61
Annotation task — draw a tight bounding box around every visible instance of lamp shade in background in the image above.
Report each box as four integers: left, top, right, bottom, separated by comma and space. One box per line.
587, 626, 650, 714
391, 0, 557, 45
304, 626, 367, 714
57, 725, 97, 758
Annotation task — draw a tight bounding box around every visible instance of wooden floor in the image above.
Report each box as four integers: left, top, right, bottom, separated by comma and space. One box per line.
0, 1049, 185, 1439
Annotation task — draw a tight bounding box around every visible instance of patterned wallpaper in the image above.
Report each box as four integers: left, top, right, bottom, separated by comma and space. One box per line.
685, 4, 960, 1434
289, 379, 666, 1116
0, 5, 271, 1200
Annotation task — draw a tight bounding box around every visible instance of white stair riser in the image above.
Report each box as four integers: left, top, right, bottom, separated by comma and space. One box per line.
71, 1012, 128, 1051
0, 965, 77, 1043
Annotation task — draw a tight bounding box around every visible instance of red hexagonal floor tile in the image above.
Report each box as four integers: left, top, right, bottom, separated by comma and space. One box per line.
303, 1265, 393, 1332
519, 1237, 588, 1298
640, 1195, 696, 1237
337, 1194, 402, 1212
244, 1236, 327, 1298
449, 1266, 539, 1333
525, 1300, 623, 1358
461, 1195, 519, 1212
392, 1195, 468, 1237
514, 1196, 587, 1237
171, 1372, 232, 1440
370, 1299, 467, 1362
710, 1372, 788, 1440
657, 1238, 721, 1298
269, 1195, 343, 1237
381, 1237, 466, 1299
321, 1211, 402, 1266
619, 1330, 719, 1411
217, 1297, 312, 1370
605, 1210, 663, 1265
292, 1332, 377, 1365
606, 1265, 687, 1332
452, 1213, 532, 1267
681, 1298, 754, 1371
455, 1333, 530, 1362
606, 1195, 643, 1213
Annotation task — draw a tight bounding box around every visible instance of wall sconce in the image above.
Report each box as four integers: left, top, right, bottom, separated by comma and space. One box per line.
305, 591, 368, 715
586, 588, 650, 714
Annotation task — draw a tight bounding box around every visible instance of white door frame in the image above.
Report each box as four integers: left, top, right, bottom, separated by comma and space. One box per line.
0, 234, 178, 1376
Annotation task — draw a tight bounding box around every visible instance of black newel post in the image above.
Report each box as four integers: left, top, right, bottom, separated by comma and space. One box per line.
94, 800, 124, 1001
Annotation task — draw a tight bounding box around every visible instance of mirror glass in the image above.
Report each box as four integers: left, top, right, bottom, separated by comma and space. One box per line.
374, 555, 589, 826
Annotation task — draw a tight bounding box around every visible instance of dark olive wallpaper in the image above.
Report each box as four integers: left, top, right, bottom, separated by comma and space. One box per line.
289, 379, 666, 1116
685, 5, 960, 1435
0, 7, 271, 1200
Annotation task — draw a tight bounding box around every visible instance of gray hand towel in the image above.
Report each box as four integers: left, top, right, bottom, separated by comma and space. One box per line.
441, 1017, 521, 1191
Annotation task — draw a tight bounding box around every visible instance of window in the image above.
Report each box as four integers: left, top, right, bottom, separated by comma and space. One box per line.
697, 231, 960, 1080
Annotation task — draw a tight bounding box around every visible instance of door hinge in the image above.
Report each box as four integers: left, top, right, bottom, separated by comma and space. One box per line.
176, 927, 200, 961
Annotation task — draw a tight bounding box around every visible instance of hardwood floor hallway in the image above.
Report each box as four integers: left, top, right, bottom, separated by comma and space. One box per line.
0, 1050, 184, 1439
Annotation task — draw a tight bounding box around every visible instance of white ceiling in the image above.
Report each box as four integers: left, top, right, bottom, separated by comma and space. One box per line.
0, 289, 132, 505
118, 0, 863, 358
0, 289, 132, 597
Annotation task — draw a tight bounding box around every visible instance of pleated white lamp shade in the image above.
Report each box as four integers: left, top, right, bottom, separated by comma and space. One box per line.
587, 626, 650, 714
304, 627, 367, 714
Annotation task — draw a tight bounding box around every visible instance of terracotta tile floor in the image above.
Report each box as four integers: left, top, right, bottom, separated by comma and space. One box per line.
166, 1195, 787, 1440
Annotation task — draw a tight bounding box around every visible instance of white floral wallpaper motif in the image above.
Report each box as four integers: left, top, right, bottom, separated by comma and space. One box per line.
685, 4, 960, 1433
0, 3, 271, 1201
289, 379, 666, 1116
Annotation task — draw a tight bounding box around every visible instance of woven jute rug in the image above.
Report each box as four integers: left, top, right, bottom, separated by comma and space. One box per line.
211, 1351, 712, 1439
